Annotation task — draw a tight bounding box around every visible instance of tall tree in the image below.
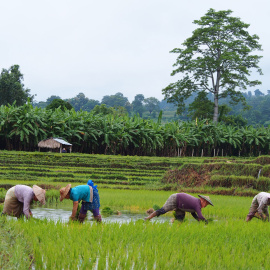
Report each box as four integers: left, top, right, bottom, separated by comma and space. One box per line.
101, 92, 128, 107
67, 93, 89, 111
254, 89, 264, 96
0, 65, 34, 106
81, 99, 100, 112
46, 95, 61, 104
162, 9, 263, 122
46, 99, 73, 111
188, 91, 214, 120
144, 97, 160, 115
132, 94, 145, 116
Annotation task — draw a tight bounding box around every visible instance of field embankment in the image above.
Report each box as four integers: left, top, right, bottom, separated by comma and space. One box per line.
0, 151, 269, 200
162, 155, 270, 196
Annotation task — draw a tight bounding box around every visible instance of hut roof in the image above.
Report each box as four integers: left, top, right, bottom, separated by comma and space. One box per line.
38, 138, 72, 149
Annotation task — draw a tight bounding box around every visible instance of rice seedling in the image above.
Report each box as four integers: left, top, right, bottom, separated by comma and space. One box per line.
2, 214, 270, 269
0, 217, 33, 269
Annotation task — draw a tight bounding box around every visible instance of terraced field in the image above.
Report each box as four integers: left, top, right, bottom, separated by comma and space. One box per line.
0, 151, 269, 199
0, 151, 183, 191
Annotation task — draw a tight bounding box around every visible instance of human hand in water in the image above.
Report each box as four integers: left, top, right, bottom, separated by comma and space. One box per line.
94, 214, 102, 222
69, 215, 76, 221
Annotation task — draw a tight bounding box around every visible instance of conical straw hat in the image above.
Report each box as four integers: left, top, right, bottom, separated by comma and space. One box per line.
198, 195, 214, 206
59, 184, 71, 201
32, 185, 46, 205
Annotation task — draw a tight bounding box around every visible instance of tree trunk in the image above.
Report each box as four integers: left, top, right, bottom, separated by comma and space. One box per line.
213, 91, 219, 122
213, 66, 220, 123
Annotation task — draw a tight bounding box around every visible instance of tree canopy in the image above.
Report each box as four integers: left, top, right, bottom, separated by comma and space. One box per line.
101, 92, 128, 108
46, 95, 61, 104
162, 8, 263, 122
0, 65, 34, 106
144, 97, 160, 115
132, 94, 145, 116
46, 99, 73, 111
188, 91, 214, 120
67, 93, 89, 111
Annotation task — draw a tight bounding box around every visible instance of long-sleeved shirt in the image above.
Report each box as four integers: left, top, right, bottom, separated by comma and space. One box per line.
176, 193, 205, 220
255, 192, 270, 217
14, 185, 34, 218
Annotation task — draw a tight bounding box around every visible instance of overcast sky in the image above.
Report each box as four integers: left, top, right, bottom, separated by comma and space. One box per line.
0, 0, 269, 103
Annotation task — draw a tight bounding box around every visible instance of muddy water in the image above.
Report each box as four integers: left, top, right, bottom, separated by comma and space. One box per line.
31, 207, 172, 223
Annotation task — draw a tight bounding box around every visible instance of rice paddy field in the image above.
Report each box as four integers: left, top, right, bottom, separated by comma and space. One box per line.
1, 151, 270, 269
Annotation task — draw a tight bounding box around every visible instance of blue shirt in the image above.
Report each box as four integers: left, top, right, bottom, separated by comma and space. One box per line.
70, 185, 90, 202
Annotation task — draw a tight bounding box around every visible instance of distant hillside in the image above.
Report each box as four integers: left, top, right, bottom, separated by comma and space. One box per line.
33, 91, 270, 126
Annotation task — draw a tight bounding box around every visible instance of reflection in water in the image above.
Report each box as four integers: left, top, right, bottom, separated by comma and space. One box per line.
32, 208, 71, 222
31, 207, 172, 223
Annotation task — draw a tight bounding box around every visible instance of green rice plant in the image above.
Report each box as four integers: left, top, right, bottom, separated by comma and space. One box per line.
44, 189, 61, 204
256, 176, 270, 191
0, 217, 33, 269
1, 151, 270, 195
0, 188, 7, 202
209, 175, 256, 188
5, 216, 270, 269
102, 206, 114, 216
153, 204, 160, 210
261, 165, 270, 177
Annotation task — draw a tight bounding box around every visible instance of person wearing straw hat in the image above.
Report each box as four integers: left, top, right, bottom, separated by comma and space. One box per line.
145, 193, 213, 223
60, 180, 102, 223
2, 185, 46, 219
246, 192, 270, 222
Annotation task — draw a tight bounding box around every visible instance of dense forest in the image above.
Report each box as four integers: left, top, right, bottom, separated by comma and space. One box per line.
33, 90, 270, 127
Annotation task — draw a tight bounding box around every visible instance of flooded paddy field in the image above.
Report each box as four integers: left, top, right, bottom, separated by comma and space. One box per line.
31, 206, 172, 223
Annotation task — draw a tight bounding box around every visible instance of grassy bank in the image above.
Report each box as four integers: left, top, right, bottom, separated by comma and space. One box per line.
1, 151, 270, 197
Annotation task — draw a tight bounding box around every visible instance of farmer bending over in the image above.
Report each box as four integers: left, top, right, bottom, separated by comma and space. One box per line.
145, 193, 213, 223
246, 192, 270, 222
2, 185, 46, 219
60, 180, 102, 222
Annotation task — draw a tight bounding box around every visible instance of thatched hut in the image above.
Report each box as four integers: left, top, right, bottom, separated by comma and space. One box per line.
38, 138, 72, 153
